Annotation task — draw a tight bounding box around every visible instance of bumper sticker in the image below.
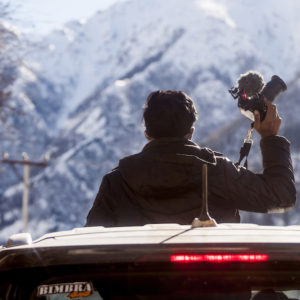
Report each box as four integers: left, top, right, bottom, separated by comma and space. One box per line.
37, 282, 93, 298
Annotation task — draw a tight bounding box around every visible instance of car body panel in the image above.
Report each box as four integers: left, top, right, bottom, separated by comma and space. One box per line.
2, 223, 300, 271
3, 223, 300, 249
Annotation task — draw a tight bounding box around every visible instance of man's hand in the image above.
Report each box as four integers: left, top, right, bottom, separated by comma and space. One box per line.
253, 99, 282, 138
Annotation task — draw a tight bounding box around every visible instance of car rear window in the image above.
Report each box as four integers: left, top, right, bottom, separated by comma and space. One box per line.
2, 262, 300, 300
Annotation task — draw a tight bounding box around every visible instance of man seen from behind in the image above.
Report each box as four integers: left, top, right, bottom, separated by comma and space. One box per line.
86, 90, 296, 226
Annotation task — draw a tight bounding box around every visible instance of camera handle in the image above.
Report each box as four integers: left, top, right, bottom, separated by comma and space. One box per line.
235, 126, 254, 169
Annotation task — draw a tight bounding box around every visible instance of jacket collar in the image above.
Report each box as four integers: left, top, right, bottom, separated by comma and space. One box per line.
142, 137, 216, 165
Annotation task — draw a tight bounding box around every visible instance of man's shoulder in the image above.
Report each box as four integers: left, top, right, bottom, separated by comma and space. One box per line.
199, 147, 227, 164
106, 167, 121, 176
213, 150, 224, 157
103, 168, 123, 185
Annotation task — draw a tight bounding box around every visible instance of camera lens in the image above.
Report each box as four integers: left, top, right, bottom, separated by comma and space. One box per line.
262, 75, 287, 102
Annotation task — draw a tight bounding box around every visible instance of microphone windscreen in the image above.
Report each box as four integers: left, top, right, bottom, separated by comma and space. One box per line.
237, 71, 265, 97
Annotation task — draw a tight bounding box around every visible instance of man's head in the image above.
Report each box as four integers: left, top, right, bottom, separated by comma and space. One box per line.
143, 90, 198, 139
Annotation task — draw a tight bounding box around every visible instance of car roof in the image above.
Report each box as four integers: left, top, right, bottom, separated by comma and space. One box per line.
2, 223, 300, 272
3, 223, 300, 250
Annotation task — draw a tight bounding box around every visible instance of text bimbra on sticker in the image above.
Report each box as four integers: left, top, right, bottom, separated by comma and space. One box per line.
37, 282, 93, 298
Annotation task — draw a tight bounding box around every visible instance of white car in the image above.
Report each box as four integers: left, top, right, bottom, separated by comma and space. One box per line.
1, 223, 300, 299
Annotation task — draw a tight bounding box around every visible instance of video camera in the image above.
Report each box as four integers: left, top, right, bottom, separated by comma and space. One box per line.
229, 71, 287, 121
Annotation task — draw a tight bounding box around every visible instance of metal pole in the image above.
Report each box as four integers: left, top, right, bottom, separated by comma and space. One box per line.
22, 153, 30, 233
2, 152, 49, 233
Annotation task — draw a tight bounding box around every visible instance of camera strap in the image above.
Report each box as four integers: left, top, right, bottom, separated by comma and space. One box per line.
235, 127, 253, 169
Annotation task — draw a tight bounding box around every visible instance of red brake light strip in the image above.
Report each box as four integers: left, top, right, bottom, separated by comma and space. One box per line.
170, 254, 268, 263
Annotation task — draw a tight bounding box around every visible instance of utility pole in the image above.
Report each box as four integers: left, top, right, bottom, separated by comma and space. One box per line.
1, 152, 49, 233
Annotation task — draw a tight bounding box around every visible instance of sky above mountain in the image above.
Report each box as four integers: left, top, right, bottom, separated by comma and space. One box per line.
10, 0, 123, 34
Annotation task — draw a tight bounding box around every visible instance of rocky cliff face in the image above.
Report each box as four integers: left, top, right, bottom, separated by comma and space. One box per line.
1, 0, 300, 242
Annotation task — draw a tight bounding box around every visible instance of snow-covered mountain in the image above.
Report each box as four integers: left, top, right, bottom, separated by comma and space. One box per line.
1, 0, 300, 242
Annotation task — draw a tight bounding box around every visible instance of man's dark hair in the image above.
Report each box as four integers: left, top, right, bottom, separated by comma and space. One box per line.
143, 90, 198, 138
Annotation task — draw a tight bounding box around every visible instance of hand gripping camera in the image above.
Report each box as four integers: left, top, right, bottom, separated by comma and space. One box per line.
229, 71, 287, 121
229, 71, 287, 168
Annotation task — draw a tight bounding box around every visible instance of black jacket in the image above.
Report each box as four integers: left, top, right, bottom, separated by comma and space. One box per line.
86, 136, 296, 226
